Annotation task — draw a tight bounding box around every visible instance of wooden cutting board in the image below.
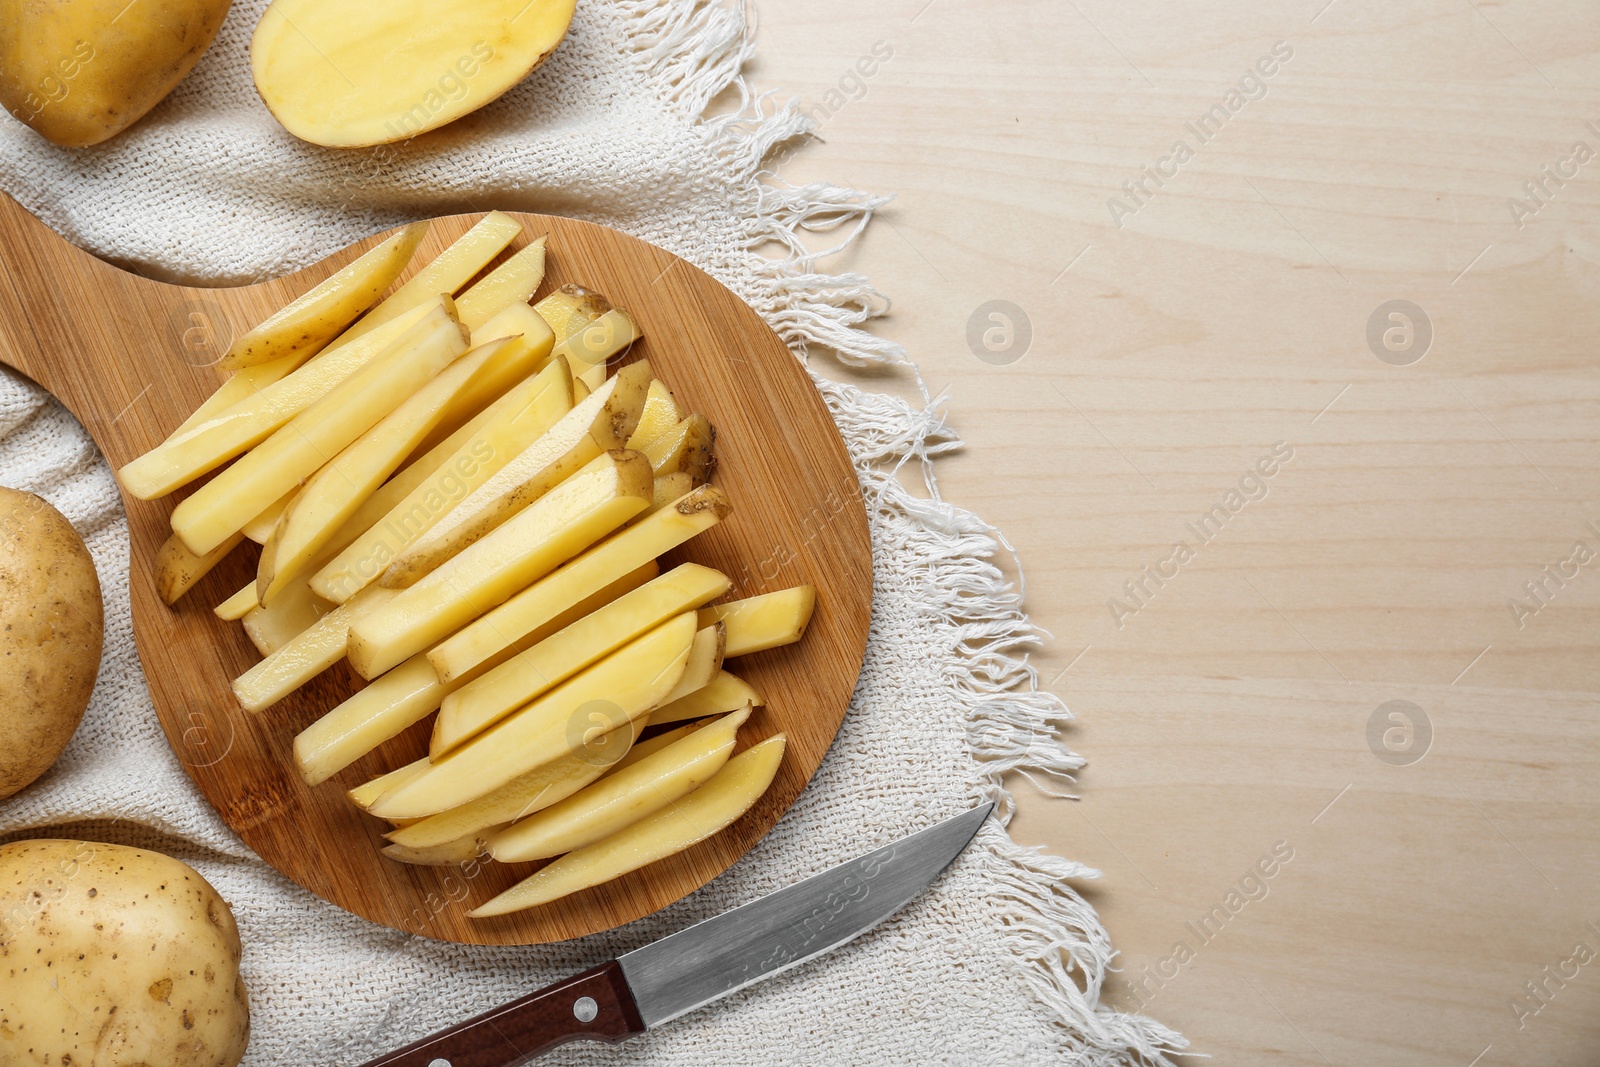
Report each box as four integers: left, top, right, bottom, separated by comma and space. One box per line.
0, 195, 872, 945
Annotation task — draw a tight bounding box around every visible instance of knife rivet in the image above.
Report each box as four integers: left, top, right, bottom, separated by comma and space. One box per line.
428, 1060, 452, 1067
573, 996, 599, 1023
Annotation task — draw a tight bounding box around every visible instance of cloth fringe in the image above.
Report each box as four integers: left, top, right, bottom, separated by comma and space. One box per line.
618, 2, 1188, 1063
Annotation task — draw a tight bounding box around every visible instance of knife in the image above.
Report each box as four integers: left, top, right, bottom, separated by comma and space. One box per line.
358, 803, 993, 1066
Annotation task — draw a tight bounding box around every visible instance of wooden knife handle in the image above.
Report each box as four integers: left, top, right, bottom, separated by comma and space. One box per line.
357, 961, 646, 1066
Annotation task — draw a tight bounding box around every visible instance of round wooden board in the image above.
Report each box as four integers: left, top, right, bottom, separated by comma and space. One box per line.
0, 200, 872, 945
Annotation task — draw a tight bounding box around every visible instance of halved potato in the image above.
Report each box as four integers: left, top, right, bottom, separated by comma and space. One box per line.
221, 222, 427, 369
650, 669, 763, 726
251, 1, 578, 147
346, 450, 654, 679
379, 360, 652, 587
469, 734, 786, 916
367, 613, 696, 821
424, 484, 730, 681
171, 301, 470, 555
433, 562, 730, 752
489, 707, 749, 862
699, 585, 817, 658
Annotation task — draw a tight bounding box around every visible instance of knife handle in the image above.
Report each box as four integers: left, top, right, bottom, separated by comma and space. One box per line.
356, 961, 646, 1067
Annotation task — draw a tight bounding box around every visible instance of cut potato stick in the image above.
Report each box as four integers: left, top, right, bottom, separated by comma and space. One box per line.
382, 717, 646, 851
650, 669, 763, 726
311, 359, 573, 604
119, 302, 435, 501
154, 531, 243, 605
338, 212, 520, 345
242, 577, 333, 656
534, 285, 610, 343
433, 562, 730, 751
241, 490, 296, 544
425, 484, 730, 681
489, 706, 748, 862
660, 623, 724, 706
347, 450, 653, 679
221, 222, 427, 369
379, 360, 652, 587
642, 413, 714, 480
469, 734, 786, 917
299, 562, 658, 785
214, 583, 260, 621
256, 338, 512, 603
174, 351, 305, 439
367, 613, 696, 820
405, 304, 558, 462
455, 237, 548, 331
171, 301, 470, 555
624, 380, 681, 451
382, 838, 485, 867
349, 758, 429, 811
608, 719, 704, 773
643, 472, 696, 516
553, 308, 638, 380
698, 585, 817, 658
231, 586, 396, 713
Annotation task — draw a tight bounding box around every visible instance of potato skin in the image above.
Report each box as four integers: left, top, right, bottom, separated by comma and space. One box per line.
0, 840, 250, 1065
0, 487, 102, 798
0, 0, 233, 146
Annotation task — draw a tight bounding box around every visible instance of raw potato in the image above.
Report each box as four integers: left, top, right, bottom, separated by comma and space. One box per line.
650, 669, 763, 726
367, 613, 697, 820
433, 561, 730, 752
425, 484, 731, 680
470, 735, 787, 916
552, 308, 639, 378
454, 238, 549, 332
380, 360, 652, 587
489, 707, 749, 862
241, 576, 331, 656
383, 838, 484, 867
232, 586, 396, 713
643, 412, 714, 480
625, 380, 682, 450
251, 0, 578, 147
0, 839, 248, 1065
154, 530, 243, 605
660, 623, 725, 705
240, 490, 294, 544
699, 585, 817, 657
535, 284, 611, 342
0, 488, 102, 798
347, 449, 654, 679
221, 222, 427, 369
0, 0, 231, 147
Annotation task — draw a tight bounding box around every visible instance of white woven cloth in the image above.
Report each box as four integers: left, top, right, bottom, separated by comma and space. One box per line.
0, 2, 1184, 1063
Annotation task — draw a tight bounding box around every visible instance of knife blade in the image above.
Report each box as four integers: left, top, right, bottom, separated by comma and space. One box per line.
359, 803, 993, 1066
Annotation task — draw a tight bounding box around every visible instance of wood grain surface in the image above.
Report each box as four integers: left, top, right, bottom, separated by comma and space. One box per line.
0, 200, 872, 945
750, 2, 1600, 1064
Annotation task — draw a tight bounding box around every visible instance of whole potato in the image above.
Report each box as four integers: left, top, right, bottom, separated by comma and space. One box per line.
0, 839, 249, 1065
0, 487, 102, 798
0, 0, 233, 147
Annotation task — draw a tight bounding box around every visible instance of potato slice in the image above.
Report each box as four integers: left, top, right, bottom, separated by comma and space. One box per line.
650, 670, 763, 726
425, 485, 731, 681
154, 531, 242, 605
311, 359, 573, 604
699, 585, 817, 658
232, 586, 396, 714
535, 285, 610, 343
256, 338, 512, 603
120, 301, 438, 501
299, 562, 657, 785
625, 380, 682, 451
347, 450, 654, 679
433, 562, 730, 751
172, 302, 470, 556
643, 414, 714, 481
456, 237, 548, 331
367, 613, 696, 821
382, 839, 485, 867
661, 624, 725, 705
349, 758, 429, 812
242, 577, 333, 656
490, 707, 748, 862
214, 583, 260, 622
339, 212, 520, 343
470, 734, 786, 917
553, 308, 639, 382
382, 718, 646, 850
379, 360, 652, 587
405, 304, 558, 462
221, 222, 427, 369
